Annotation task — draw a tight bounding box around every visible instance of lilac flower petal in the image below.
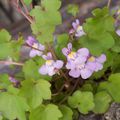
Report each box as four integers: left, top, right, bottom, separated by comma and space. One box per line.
75, 31, 85, 37
66, 61, 76, 69
69, 69, 81, 78
47, 66, 55, 76
95, 62, 103, 72
69, 29, 75, 34
42, 55, 47, 60
96, 54, 106, 63
9, 76, 18, 83
62, 48, 69, 56
38, 44, 45, 51
75, 56, 87, 64
76, 19, 80, 25
39, 65, 48, 75
47, 52, 52, 59
68, 43, 72, 50
77, 48, 89, 57
29, 49, 37, 57
80, 68, 93, 79
26, 36, 37, 46
116, 29, 120, 36
85, 61, 96, 71
54, 60, 63, 69
36, 50, 43, 56
72, 22, 78, 30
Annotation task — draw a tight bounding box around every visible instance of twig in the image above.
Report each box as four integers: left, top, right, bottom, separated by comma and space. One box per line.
20, 0, 29, 14
0, 61, 24, 66
107, 0, 111, 8
11, 0, 33, 24
24, 44, 44, 52
19, 9, 33, 24
59, 78, 79, 104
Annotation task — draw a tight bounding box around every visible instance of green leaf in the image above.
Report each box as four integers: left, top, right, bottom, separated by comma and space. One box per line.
67, 4, 79, 16
22, 59, 41, 80
0, 43, 13, 59
98, 73, 120, 102
111, 54, 120, 72
68, 91, 94, 114
81, 7, 115, 55
11, 36, 24, 61
29, 104, 62, 120
80, 34, 114, 55
0, 92, 29, 120
24, 0, 32, 5
111, 32, 120, 53
55, 34, 69, 59
0, 29, 11, 43
19, 79, 51, 109
93, 91, 112, 113
59, 105, 73, 120
30, 0, 62, 44
0, 74, 11, 89
84, 7, 115, 38
41, 0, 61, 11
81, 83, 93, 92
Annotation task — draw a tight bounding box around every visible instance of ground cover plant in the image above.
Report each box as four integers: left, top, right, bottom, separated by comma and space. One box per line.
0, 0, 120, 120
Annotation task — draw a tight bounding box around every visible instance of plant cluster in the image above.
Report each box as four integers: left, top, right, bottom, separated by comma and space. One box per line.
0, 0, 120, 120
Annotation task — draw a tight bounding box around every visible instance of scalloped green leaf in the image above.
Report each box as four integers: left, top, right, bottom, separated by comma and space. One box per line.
93, 91, 112, 113
22, 59, 42, 80
0, 29, 11, 43
29, 104, 62, 120
81, 7, 115, 55
98, 73, 120, 102
68, 91, 94, 114
59, 105, 73, 120
0, 92, 29, 120
41, 0, 61, 11
80, 33, 114, 55
83, 7, 115, 38
55, 34, 69, 59
19, 79, 51, 109
30, 0, 62, 44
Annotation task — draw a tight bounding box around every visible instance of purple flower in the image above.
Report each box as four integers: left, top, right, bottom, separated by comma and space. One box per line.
62, 43, 106, 79
9, 76, 19, 83
26, 36, 45, 57
86, 54, 106, 72
69, 19, 85, 37
116, 29, 120, 36
62, 43, 77, 60
39, 52, 63, 76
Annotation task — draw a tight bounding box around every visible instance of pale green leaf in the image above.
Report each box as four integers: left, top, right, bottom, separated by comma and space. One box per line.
93, 91, 112, 113
19, 79, 51, 109
68, 91, 94, 114
29, 104, 62, 120
59, 105, 73, 120
0, 92, 29, 120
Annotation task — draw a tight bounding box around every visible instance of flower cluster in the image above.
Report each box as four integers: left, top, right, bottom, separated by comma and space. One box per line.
39, 52, 63, 76
26, 36, 45, 57
69, 19, 85, 37
26, 27, 106, 79
62, 43, 106, 79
